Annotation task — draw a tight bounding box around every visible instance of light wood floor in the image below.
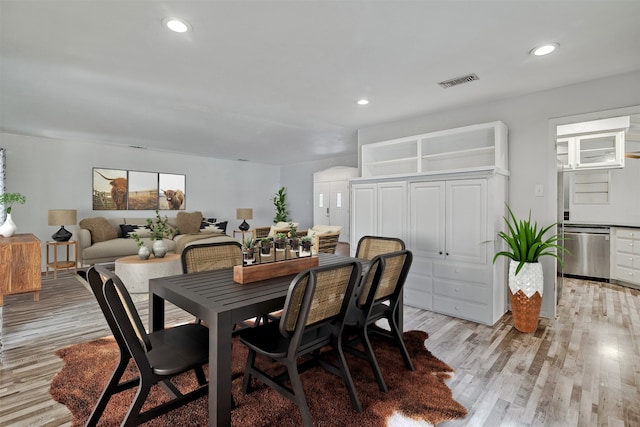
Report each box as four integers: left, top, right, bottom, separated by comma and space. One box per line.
1, 271, 639, 426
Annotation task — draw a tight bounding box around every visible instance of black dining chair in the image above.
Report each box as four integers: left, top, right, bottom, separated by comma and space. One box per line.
355, 235, 406, 260
343, 249, 415, 393
238, 261, 363, 427
85, 265, 209, 427
181, 241, 270, 329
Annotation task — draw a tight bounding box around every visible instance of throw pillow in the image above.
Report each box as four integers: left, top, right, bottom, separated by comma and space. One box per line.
120, 224, 152, 238
79, 217, 118, 244
176, 211, 203, 234
200, 220, 228, 234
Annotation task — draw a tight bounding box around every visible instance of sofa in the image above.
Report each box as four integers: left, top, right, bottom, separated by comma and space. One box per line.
75, 212, 235, 266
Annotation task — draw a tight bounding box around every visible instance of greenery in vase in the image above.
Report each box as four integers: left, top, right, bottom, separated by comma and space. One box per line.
0, 192, 26, 214
288, 222, 298, 238
274, 232, 287, 240
146, 209, 178, 240
492, 204, 568, 275
272, 186, 290, 223
242, 236, 257, 249
260, 237, 272, 246
130, 233, 145, 247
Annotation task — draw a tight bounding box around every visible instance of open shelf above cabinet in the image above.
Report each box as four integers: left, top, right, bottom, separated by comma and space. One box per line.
362, 121, 508, 178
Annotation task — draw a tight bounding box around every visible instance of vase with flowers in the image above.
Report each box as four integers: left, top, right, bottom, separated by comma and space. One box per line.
0, 192, 26, 237
146, 210, 178, 258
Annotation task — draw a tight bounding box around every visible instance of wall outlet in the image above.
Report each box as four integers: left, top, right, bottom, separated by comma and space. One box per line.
535, 183, 544, 197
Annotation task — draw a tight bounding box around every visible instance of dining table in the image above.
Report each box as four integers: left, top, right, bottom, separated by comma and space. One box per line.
149, 252, 379, 427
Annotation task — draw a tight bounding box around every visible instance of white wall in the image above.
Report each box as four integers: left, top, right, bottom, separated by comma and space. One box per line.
357, 70, 640, 318
0, 133, 281, 269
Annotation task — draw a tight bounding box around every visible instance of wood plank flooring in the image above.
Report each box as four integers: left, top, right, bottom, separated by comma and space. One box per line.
1, 270, 639, 426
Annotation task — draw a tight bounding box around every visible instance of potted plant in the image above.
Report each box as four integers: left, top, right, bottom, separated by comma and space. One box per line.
260, 237, 273, 255
272, 186, 290, 223
288, 222, 300, 251
242, 236, 257, 265
0, 192, 26, 237
131, 233, 151, 260
300, 236, 313, 256
493, 204, 568, 332
274, 232, 288, 250
146, 210, 178, 258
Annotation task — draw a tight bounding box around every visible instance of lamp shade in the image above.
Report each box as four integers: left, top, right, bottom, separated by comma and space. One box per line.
48, 209, 77, 242
236, 208, 253, 220
48, 209, 77, 226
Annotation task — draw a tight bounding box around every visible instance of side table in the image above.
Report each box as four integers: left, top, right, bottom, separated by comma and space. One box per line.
46, 240, 78, 279
1, 234, 42, 306
233, 229, 253, 242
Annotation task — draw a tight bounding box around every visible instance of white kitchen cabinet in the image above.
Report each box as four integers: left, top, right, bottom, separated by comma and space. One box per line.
611, 227, 640, 288
361, 121, 508, 178
559, 131, 625, 170
350, 181, 407, 256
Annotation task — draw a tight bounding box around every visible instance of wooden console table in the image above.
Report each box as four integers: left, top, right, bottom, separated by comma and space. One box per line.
0, 233, 42, 306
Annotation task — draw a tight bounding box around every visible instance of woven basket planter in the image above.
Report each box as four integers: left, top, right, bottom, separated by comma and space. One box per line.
508, 260, 543, 333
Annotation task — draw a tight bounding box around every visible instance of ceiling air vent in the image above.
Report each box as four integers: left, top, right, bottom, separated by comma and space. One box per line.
438, 73, 479, 88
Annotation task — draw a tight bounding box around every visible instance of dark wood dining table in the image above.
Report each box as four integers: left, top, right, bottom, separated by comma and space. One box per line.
149, 252, 365, 427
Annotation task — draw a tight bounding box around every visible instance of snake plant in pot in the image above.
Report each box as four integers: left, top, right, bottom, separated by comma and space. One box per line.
493, 204, 568, 332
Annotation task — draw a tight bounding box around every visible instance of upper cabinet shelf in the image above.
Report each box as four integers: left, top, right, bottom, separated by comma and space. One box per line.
362, 121, 508, 178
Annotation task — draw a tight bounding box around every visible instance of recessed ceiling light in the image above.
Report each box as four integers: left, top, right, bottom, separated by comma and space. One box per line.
356, 99, 369, 105
530, 43, 559, 56
162, 17, 191, 33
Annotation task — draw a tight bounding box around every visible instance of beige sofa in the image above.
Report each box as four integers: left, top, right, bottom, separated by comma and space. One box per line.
74, 214, 234, 266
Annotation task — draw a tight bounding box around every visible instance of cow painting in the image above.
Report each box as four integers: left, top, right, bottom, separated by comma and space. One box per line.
163, 189, 184, 210
95, 170, 128, 210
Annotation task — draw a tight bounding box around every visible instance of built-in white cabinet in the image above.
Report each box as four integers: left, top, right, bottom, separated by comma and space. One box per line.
611, 227, 640, 288
403, 174, 506, 325
350, 181, 406, 255
361, 121, 508, 178
353, 120, 510, 325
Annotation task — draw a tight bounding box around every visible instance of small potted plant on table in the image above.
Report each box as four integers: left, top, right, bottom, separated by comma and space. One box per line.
243, 236, 257, 265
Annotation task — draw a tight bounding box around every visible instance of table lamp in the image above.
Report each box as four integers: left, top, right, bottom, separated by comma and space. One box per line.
48, 209, 77, 242
236, 208, 253, 231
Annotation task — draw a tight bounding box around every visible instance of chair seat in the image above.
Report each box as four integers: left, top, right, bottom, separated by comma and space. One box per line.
147, 324, 210, 376
239, 321, 335, 359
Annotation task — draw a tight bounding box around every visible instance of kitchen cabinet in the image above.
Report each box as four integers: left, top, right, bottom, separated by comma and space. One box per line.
611, 227, 640, 288
0, 233, 42, 306
558, 131, 625, 170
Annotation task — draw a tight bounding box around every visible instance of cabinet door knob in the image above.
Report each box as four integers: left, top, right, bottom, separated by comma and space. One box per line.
439, 251, 443, 255
446, 252, 450, 256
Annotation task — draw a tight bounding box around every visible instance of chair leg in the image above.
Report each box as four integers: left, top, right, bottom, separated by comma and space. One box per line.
86, 353, 135, 426
360, 328, 388, 392
194, 366, 207, 386
122, 380, 153, 427
388, 315, 415, 371
335, 338, 363, 413
242, 349, 257, 393
286, 361, 314, 427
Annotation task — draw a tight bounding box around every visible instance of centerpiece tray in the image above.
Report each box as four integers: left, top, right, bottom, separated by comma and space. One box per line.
233, 256, 319, 284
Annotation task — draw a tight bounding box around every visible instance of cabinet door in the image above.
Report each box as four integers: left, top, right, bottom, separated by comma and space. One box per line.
377, 181, 406, 241
0, 245, 11, 289
409, 181, 445, 259
446, 179, 488, 264
351, 183, 378, 249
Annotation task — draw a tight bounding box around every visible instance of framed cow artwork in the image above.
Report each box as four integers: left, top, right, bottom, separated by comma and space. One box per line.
93, 168, 128, 210
158, 173, 186, 210
128, 171, 159, 210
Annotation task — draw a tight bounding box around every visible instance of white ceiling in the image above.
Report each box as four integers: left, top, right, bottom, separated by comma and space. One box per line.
1, 1, 640, 165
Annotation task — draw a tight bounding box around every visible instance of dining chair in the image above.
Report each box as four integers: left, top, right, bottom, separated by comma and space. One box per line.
343, 249, 415, 393
85, 265, 209, 427
238, 261, 363, 427
355, 235, 406, 260
182, 241, 268, 327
